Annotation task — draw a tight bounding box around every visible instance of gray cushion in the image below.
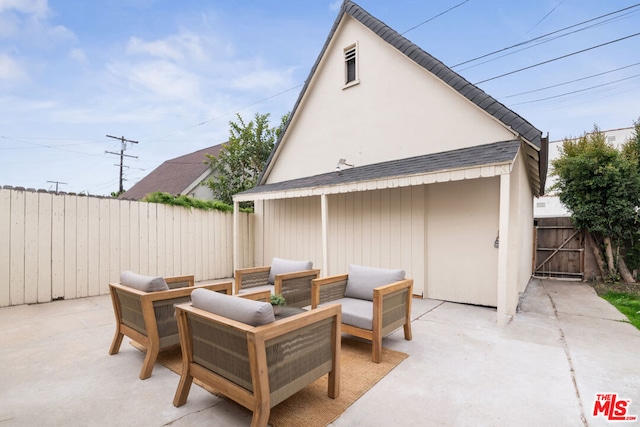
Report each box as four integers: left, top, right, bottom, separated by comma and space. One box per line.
120, 270, 169, 292
191, 288, 275, 326
268, 257, 313, 284
344, 264, 405, 301
321, 297, 373, 330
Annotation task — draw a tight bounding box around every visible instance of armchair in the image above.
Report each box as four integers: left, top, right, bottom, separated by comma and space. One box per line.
235, 257, 320, 308
108, 271, 232, 379
312, 264, 413, 363
173, 288, 341, 427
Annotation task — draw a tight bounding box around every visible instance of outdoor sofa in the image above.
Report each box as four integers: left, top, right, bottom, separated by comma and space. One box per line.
235, 257, 320, 307
173, 288, 341, 427
311, 264, 413, 363
108, 271, 232, 379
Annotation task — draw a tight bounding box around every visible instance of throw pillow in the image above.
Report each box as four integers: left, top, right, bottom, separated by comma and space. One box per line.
120, 270, 169, 292
268, 257, 313, 284
191, 288, 275, 326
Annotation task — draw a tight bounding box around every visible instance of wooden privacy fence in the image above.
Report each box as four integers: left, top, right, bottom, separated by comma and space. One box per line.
534, 217, 584, 280
0, 187, 253, 307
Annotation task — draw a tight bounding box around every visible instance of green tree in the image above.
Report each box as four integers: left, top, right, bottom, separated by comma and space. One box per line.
204, 112, 289, 207
552, 124, 640, 282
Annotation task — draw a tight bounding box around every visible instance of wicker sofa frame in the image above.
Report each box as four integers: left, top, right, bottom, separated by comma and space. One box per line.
173, 301, 341, 427
234, 266, 320, 308
311, 274, 413, 363
108, 275, 232, 379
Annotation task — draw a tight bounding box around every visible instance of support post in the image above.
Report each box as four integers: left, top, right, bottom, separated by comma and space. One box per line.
321, 194, 329, 276
497, 173, 511, 326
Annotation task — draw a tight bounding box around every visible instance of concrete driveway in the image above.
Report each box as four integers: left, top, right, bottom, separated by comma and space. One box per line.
1, 278, 638, 426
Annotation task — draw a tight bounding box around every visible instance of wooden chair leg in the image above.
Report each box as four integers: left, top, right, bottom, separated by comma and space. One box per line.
108, 329, 124, 355
251, 405, 271, 427
139, 344, 159, 380
372, 336, 382, 363
404, 321, 412, 341
173, 370, 194, 407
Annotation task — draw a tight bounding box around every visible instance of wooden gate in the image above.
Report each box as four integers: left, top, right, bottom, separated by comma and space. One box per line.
534, 217, 584, 280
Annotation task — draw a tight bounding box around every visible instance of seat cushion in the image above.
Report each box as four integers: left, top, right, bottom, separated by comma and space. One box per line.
120, 270, 169, 292
191, 288, 275, 326
344, 264, 405, 301
321, 297, 373, 330
268, 257, 313, 284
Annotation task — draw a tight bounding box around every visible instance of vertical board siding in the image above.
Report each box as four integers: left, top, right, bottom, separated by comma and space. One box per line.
0, 190, 11, 306
257, 190, 426, 295
0, 188, 244, 307
37, 192, 53, 303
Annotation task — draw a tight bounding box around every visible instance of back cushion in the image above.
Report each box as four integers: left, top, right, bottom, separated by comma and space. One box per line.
268, 257, 313, 284
120, 271, 169, 292
344, 264, 405, 301
191, 288, 275, 326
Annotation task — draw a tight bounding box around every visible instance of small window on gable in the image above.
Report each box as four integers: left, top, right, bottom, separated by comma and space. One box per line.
344, 44, 358, 86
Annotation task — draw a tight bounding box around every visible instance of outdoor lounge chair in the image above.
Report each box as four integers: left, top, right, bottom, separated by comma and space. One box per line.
108, 271, 232, 379
234, 257, 320, 308
311, 264, 413, 363
173, 288, 341, 427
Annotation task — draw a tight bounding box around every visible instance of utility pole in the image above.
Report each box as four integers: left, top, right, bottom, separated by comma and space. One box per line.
105, 135, 138, 194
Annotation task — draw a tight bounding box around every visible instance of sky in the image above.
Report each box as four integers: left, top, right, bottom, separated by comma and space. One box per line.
1, 0, 639, 196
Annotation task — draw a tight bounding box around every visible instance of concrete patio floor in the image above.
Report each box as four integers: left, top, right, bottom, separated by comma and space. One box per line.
1, 278, 639, 426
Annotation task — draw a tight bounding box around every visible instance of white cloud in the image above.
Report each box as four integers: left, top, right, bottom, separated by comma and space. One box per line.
0, 0, 49, 18
107, 59, 202, 102
230, 66, 296, 91
68, 48, 86, 63
126, 32, 206, 63
0, 53, 26, 80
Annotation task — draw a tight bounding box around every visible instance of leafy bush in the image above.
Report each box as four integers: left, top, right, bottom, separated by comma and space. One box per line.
142, 192, 250, 212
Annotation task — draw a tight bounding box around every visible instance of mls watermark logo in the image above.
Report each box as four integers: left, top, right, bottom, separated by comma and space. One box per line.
592, 393, 637, 422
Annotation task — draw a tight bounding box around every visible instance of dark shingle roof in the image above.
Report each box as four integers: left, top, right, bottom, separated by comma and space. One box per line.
259, 1, 546, 192
120, 144, 224, 200
241, 140, 519, 196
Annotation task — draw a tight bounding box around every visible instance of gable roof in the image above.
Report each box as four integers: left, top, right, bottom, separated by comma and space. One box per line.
120, 144, 224, 200
258, 0, 547, 194
236, 140, 520, 201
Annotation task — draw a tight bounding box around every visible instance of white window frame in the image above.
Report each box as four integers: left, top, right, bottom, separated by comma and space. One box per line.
343, 42, 359, 88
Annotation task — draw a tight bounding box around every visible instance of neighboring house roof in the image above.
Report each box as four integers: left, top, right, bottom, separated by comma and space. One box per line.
236, 140, 520, 201
120, 144, 224, 200
257, 0, 547, 195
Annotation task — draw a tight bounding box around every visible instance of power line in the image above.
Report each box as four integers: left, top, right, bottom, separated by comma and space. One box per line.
502, 61, 640, 98
474, 31, 640, 85
524, 0, 566, 35
401, 0, 470, 35
451, 3, 640, 68
455, 10, 639, 72
508, 73, 640, 106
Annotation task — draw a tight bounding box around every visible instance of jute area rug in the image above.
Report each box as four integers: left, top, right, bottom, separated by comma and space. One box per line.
132, 338, 408, 427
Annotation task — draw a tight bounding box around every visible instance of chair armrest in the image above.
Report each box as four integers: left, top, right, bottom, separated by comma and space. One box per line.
372, 279, 413, 334
235, 266, 271, 294
165, 275, 195, 289
372, 278, 413, 298
238, 290, 272, 302
274, 269, 320, 308
109, 280, 230, 302
311, 274, 349, 308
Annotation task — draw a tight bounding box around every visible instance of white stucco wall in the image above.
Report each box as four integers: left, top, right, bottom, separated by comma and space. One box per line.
265, 15, 516, 184
508, 148, 534, 311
